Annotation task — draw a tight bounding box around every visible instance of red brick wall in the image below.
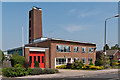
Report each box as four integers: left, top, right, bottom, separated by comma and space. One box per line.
113, 51, 120, 61
50, 42, 96, 68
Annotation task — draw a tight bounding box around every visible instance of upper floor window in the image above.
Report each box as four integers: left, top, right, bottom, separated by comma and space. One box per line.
56, 45, 71, 52
74, 46, 79, 53
89, 48, 94, 53
82, 47, 86, 53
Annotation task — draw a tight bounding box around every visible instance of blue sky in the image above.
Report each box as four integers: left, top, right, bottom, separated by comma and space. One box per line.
2, 2, 118, 51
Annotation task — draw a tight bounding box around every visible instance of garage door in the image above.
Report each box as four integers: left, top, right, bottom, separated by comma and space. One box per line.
29, 51, 45, 68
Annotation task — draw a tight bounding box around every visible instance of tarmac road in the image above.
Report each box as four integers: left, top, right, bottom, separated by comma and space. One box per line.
1, 69, 120, 80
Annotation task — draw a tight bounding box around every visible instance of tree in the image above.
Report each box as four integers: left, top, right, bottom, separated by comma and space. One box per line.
103, 44, 109, 50
0, 50, 5, 64
10, 53, 25, 67
89, 60, 93, 65
111, 44, 120, 50
95, 52, 110, 68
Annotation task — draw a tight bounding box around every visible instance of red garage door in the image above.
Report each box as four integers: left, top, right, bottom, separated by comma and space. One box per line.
29, 51, 45, 68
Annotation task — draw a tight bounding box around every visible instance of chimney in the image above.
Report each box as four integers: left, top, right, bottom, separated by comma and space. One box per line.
29, 6, 42, 43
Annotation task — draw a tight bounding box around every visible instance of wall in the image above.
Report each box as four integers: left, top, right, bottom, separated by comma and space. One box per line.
50, 42, 96, 69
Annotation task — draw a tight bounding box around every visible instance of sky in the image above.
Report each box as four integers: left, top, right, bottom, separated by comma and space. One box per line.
2, 2, 118, 51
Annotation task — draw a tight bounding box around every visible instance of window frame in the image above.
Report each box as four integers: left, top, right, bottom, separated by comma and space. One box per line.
89, 48, 94, 53
74, 46, 79, 53
82, 47, 86, 53
56, 45, 71, 53
56, 58, 66, 66
82, 57, 86, 64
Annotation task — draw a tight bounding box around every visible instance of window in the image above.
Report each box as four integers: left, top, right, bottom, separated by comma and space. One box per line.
68, 58, 71, 63
74, 46, 79, 53
29, 20, 31, 28
89, 48, 94, 53
34, 56, 36, 62
82, 57, 86, 64
42, 56, 44, 63
56, 58, 66, 65
29, 56, 32, 63
88, 58, 93, 64
117, 55, 120, 58
38, 56, 40, 63
29, 30, 31, 37
74, 58, 79, 62
82, 47, 86, 53
56, 45, 71, 52
29, 11, 31, 18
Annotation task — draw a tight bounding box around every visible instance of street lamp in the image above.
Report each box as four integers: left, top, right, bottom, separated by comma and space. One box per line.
104, 14, 120, 69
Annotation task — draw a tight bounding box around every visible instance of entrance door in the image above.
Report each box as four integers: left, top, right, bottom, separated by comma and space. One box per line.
29, 51, 45, 68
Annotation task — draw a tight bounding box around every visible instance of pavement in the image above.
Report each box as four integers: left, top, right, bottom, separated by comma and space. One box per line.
1, 69, 120, 80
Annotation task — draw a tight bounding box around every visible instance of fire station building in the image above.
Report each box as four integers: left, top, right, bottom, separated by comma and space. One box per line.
8, 7, 96, 69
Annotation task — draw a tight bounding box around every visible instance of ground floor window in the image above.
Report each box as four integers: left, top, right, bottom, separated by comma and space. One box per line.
82, 57, 86, 64
74, 58, 79, 62
68, 58, 71, 63
56, 58, 66, 65
88, 58, 93, 64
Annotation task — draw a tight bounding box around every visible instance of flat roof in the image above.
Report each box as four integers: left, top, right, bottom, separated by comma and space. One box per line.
26, 37, 96, 46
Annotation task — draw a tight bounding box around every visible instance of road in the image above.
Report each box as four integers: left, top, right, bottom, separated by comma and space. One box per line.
1, 69, 120, 80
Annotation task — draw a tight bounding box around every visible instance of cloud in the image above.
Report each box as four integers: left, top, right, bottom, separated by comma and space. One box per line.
64, 25, 85, 33
77, 10, 101, 18
68, 9, 101, 18
68, 9, 76, 14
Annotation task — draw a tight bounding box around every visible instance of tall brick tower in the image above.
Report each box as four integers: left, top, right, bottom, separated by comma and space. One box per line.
29, 7, 42, 43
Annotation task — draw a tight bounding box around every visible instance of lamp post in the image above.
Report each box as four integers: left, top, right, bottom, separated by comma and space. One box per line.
104, 14, 119, 69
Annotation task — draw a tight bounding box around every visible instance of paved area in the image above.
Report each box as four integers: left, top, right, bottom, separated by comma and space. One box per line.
2, 69, 120, 80
18, 69, 120, 78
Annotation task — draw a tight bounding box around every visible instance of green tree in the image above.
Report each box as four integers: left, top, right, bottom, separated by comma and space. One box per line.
111, 44, 120, 50
89, 60, 93, 65
34, 61, 39, 68
10, 53, 25, 67
103, 44, 109, 50
0, 50, 5, 65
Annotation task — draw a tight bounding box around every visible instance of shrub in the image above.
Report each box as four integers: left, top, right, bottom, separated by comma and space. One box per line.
29, 68, 58, 75
67, 63, 72, 69
54, 69, 59, 73
26, 67, 33, 75
56, 65, 67, 69
34, 61, 39, 68
71, 60, 84, 69
89, 61, 93, 65
82, 65, 104, 70
2, 64, 27, 77
115, 62, 120, 66
10, 53, 25, 67
30, 68, 43, 75
43, 68, 55, 74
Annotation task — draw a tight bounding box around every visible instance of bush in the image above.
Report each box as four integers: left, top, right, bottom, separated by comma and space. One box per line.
67, 63, 72, 69
2, 64, 27, 77
30, 68, 43, 75
43, 68, 55, 74
115, 62, 120, 66
71, 60, 84, 69
34, 61, 39, 68
82, 65, 104, 70
54, 69, 59, 73
29, 68, 58, 75
56, 65, 67, 69
10, 53, 25, 67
